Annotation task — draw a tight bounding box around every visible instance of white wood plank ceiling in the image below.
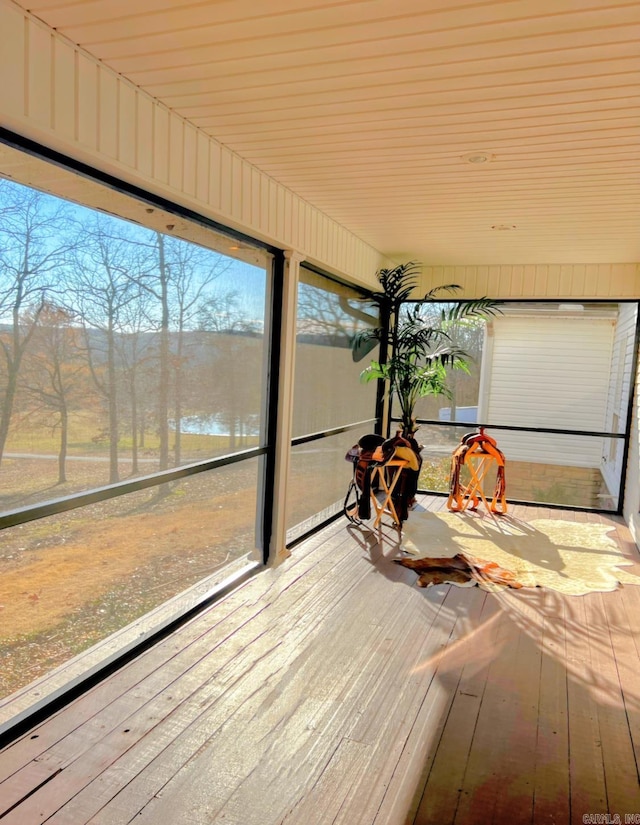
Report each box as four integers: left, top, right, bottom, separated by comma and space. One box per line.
10, 0, 640, 265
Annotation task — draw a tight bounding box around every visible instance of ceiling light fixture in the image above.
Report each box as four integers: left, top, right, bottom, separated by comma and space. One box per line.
462, 151, 494, 164
558, 303, 584, 312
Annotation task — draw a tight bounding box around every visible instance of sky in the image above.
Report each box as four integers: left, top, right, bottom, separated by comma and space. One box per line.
0, 177, 269, 330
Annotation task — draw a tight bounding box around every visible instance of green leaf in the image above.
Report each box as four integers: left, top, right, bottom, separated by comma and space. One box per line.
351, 260, 502, 433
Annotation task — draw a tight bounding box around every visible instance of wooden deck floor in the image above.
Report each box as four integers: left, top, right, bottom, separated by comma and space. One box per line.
2, 496, 640, 824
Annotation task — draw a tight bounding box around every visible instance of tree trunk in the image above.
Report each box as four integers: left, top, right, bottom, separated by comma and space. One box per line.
157, 235, 170, 470
0, 359, 18, 470
139, 410, 145, 449
107, 322, 119, 484
0, 297, 39, 467
58, 403, 68, 484
173, 330, 183, 465
129, 368, 139, 475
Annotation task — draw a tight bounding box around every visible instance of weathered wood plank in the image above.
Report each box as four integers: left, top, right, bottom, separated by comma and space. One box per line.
0, 500, 638, 825
449, 589, 544, 825
357, 588, 464, 821
6, 532, 376, 821
90, 546, 429, 823
411, 589, 503, 825
2, 526, 367, 823
601, 586, 640, 793
583, 592, 640, 816
0, 526, 347, 780
531, 589, 570, 825
0, 760, 61, 818
499, 594, 545, 825
565, 594, 608, 824
302, 585, 487, 825
370, 588, 496, 825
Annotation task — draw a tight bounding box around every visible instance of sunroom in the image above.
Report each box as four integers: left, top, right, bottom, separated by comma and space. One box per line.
1, 1, 640, 823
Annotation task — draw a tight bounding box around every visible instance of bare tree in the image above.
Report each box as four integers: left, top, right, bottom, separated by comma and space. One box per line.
197, 291, 262, 450
154, 234, 171, 470
135, 233, 232, 466
20, 302, 90, 483
164, 239, 231, 464
0, 181, 74, 467
296, 279, 375, 345
68, 214, 147, 483
115, 293, 155, 476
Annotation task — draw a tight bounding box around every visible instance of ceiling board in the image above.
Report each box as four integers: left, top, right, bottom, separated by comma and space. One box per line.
10, 0, 640, 265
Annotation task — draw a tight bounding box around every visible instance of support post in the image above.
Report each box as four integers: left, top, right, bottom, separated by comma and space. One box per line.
267, 249, 304, 566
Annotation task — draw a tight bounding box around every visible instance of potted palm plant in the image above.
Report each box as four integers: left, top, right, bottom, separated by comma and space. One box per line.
354, 261, 500, 438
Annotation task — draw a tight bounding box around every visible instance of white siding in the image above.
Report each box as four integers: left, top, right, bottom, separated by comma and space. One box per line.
602, 305, 638, 495
480, 315, 615, 467
623, 357, 640, 540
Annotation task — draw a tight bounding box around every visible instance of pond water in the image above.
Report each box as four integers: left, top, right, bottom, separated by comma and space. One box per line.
173, 414, 260, 437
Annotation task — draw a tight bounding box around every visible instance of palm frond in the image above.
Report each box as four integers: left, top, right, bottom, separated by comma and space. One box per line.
362, 261, 424, 314
351, 327, 383, 347
421, 283, 463, 301
377, 261, 422, 303
351, 259, 502, 434
394, 308, 453, 355
445, 297, 503, 320
359, 361, 388, 383
351, 327, 382, 362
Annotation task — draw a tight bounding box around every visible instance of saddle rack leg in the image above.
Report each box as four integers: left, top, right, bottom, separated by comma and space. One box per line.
370, 460, 410, 528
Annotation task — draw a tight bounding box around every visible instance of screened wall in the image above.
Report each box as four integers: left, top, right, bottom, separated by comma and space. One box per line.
286, 267, 378, 542
0, 175, 274, 702
401, 301, 638, 511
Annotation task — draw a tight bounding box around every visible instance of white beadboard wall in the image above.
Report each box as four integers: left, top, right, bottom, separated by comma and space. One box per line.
419, 264, 640, 299
624, 362, 640, 539
602, 304, 637, 498
0, 2, 385, 290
